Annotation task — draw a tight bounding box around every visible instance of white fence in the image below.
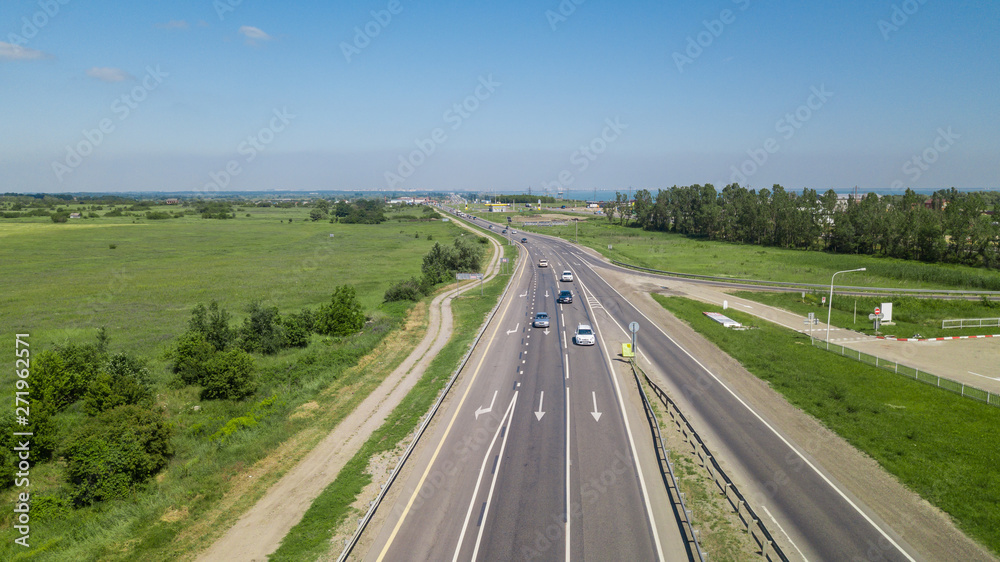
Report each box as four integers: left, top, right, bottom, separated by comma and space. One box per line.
942, 317, 1000, 329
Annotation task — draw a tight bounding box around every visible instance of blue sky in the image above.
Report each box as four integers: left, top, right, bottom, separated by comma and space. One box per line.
1, 0, 997, 195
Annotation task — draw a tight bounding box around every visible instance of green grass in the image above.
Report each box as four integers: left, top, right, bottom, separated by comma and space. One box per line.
652, 294, 1000, 555
733, 291, 1000, 339
0, 209, 483, 560
270, 240, 515, 561
491, 213, 1000, 291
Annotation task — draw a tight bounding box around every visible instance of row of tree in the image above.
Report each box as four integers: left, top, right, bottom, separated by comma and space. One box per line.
603, 186, 1000, 267
384, 236, 489, 302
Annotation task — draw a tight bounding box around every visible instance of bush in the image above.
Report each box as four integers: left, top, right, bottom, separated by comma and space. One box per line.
238, 302, 287, 354
63, 405, 173, 506
188, 301, 233, 351
83, 353, 154, 415
201, 349, 257, 400
50, 212, 69, 223
145, 211, 171, 220
384, 277, 425, 302
172, 331, 216, 385
282, 312, 312, 348
33, 344, 104, 414
315, 285, 366, 336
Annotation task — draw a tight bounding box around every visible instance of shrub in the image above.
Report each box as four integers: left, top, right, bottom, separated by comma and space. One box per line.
188, 301, 233, 351
201, 349, 257, 400
63, 405, 173, 506
83, 353, 154, 415
282, 313, 312, 348
315, 285, 366, 336
238, 302, 287, 354
172, 331, 216, 385
33, 345, 103, 414
50, 212, 69, 223
384, 277, 425, 302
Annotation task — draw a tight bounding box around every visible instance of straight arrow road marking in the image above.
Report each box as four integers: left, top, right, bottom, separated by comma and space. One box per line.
535, 391, 545, 421
590, 391, 602, 422
506, 323, 520, 335
476, 390, 498, 419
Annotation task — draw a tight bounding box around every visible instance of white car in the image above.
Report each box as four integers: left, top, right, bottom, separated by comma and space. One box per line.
561, 270, 573, 282
574, 324, 595, 346
538, 259, 549, 268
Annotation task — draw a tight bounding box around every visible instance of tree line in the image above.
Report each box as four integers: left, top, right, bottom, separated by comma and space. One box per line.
603, 186, 1000, 268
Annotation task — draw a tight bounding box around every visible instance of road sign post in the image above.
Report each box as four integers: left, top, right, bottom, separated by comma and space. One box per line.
629, 321, 639, 356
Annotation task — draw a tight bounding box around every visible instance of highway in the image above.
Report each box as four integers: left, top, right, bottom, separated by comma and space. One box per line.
361, 213, 687, 560
468, 216, 922, 561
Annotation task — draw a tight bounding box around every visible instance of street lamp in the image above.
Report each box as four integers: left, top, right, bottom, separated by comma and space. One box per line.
826, 268, 866, 348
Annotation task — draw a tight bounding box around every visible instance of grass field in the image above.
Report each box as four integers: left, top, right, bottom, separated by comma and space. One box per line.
652, 294, 1000, 556
733, 290, 1000, 339
481, 210, 1000, 291
0, 205, 489, 560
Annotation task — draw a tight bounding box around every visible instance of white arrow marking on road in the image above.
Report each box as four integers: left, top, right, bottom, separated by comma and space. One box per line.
535, 391, 545, 421
476, 390, 498, 419
591, 392, 602, 422
545, 290, 550, 298
741, 304, 753, 309
543, 328, 550, 335
506, 323, 520, 335
520, 291, 528, 298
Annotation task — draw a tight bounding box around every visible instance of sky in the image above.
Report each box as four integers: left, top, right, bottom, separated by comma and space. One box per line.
1, 0, 998, 195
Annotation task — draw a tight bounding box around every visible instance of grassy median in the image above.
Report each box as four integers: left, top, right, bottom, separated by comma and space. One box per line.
652, 294, 1000, 555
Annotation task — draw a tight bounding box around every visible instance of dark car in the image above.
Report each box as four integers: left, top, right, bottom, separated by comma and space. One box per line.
557, 289, 573, 304
521, 237, 527, 243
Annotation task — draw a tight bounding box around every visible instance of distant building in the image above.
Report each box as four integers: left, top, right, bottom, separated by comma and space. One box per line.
69, 212, 81, 219
165, 198, 179, 205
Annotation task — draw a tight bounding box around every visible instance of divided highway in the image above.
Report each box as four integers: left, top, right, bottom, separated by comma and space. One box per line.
362, 220, 687, 560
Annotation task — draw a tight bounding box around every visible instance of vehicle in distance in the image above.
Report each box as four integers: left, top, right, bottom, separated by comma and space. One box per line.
557, 289, 573, 304
521, 237, 527, 243
574, 324, 595, 345
560, 270, 573, 282
533, 312, 550, 328
538, 258, 548, 267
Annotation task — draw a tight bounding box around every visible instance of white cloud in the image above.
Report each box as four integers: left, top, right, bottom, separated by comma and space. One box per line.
86, 67, 134, 82
239, 26, 272, 45
155, 20, 189, 30
0, 42, 48, 61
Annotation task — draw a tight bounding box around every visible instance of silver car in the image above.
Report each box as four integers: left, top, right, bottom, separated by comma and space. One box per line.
561, 270, 573, 282
533, 312, 550, 328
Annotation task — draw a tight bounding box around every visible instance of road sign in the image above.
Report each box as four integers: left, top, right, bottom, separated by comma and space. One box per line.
822, 296, 826, 304
629, 322, 639, 333
501, 258, 508, 263
874, 306, 881, 315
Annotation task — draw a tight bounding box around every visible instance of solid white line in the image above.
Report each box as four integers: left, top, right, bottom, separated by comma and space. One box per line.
582, 260, 917, 562
762, 505, 808, 562
565, 385, 571, 562
564, 353, 569, 380
577, 277, 665, 560
471, 391, 519, 560
452, 393, 518, 562
967, 371, 1000, 381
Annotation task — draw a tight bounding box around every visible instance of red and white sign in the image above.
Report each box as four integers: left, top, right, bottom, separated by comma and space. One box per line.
874, 307, 881, 315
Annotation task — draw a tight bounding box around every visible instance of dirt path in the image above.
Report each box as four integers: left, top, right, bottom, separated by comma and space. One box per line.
196, 222, 504, 562
593, 264, 996, 561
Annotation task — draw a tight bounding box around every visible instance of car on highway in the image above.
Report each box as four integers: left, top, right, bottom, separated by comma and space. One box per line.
560, 270, 573, 282
521, 237, 527, 243
532, 312, 550, 328
574, 324, 595, 345
538, 258, 548, 267
557, 289, 573, 304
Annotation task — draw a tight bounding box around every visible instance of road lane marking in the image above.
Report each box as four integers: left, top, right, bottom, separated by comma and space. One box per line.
376, 248, 528, 561
763, 505, 808, 561
968, 371, 1000, 381
581, 259, 917, 562
577, 275, 665, 560
471, 391, 519, 560
453, 392, 519, 561
475, 390, 497, 419
564, 353, 569, 380
565, 385, 571, 562
535, 391, 546, 421
590, 391, 602, 422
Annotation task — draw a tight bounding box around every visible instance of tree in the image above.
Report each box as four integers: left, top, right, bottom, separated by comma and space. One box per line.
63, 405, 173, 506
172, 331, 216, 385
202, 349, 257, 400
315, 285, 366, 336
83, 353, 155, 416
309, 208, 326, 222
238, 302, 287, 354
189, 301, 233, 351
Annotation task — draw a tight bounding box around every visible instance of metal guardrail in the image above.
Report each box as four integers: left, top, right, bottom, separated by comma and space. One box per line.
610, 260, 1000, 297
337, 226, 519, 561
629, 361, 705, 561
635, 363, 790, 562
942, 317, 1000, 329
814, 339, 999, 408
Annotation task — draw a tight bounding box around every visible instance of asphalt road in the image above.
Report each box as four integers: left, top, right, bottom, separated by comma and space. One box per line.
486, 221, 922, 561
362, 215, 686, 561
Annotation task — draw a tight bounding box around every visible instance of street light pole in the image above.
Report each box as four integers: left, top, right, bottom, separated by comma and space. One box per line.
826, 267, 866, 349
